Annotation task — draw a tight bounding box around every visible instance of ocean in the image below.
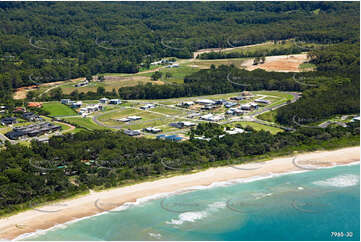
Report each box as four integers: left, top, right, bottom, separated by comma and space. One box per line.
20, 164, 360, 241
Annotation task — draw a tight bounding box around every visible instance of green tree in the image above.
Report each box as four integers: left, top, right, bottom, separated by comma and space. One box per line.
151, 71, 162, 81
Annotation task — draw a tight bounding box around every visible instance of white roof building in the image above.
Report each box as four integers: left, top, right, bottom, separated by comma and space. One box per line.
180, 121, 196, 127
117, 118, 130, 122
225, 128, 245, 135
140, 104, 156, 110
181, 101, 195, 106
127, 116, 142, 121
255, 99, 270, 104
99, 97, 109, 103
196, 99, 216, 105
200, 114, 224, 121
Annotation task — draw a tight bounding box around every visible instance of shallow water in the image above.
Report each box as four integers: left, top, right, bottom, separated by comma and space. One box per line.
21, 164, 360, 241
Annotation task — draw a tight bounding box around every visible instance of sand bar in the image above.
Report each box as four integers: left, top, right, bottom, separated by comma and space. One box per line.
0, 146, 359, 240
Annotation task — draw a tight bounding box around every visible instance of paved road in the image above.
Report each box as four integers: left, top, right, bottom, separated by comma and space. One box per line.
247, 92, 301, 131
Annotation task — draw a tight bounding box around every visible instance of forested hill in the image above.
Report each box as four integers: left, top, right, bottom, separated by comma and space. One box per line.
0, 1, 359, 101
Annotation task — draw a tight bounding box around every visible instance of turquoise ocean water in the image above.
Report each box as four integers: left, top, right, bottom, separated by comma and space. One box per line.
21, 164, 360, 241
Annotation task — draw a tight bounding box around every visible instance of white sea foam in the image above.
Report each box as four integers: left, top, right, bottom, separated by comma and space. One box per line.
313, 174, 359, 187
166, 201, 226, 225
148, 232, 162, 239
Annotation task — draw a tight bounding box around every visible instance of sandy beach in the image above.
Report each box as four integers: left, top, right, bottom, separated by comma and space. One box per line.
0, 146, 359, 240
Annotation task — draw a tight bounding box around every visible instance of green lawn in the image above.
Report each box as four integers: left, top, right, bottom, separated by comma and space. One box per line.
257, 110, 278, 123
151, 106, 187, 116
141, 65, 199, 84
62, 117, 108, 130
222, 39, 320, 57
54, 122, 71, 132
230, 121, 283, 134
42, 102, 77, 117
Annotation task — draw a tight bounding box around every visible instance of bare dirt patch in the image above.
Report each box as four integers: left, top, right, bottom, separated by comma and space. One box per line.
244, 54, 309, 72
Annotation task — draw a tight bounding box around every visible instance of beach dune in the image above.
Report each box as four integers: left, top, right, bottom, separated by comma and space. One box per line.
0, 146, 359, 240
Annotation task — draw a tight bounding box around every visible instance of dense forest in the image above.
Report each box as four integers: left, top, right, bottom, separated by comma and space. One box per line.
0, 1, 360, 102
0, 121, 359, 215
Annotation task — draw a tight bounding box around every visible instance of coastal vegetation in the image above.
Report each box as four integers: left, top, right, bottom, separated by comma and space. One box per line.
0, 122, 359, 216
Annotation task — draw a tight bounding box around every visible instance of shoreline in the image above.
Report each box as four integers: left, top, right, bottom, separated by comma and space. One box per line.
1, 146, 359, 240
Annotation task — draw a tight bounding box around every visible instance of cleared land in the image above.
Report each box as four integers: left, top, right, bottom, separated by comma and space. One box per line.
62, 117, 109, 130
229, 121, 283, 134
42, 102, 77, 116
61, 76, 164, 95
243, 54, 309, 72
13, 41, 313, 100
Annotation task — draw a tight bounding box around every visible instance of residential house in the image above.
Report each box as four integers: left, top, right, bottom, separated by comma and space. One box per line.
123, 129, 141, 136
157, 134, 182, 142
117, 118, 131, 122
143, 127, 162, 133
200, 114, 224, 122
0, 117, 17, 126
179, 101, 195, 108
99, 97, 109, 104
225, 127, 245, 135
61, 99, 71, 105
0, 106, 7, 114
195, 99, 216, 105
166, 64, 179, 68
71, 101, 82, 108
169, 121, 196, 129
109, 99, 122, 105
27, 102, 43, 108
74, 80, 89, 87
23, 112, 41, 121
5, 122, 61, 140
226, 108, 244, 116
140, 104, 156, 110
255, 99, 271, 104
241, 103, 258, 110
215, 99, 226, 105
127, 116, 142, 121
224, 101, 237, 108
230, 96, 244, 101
201, 105, 216, 111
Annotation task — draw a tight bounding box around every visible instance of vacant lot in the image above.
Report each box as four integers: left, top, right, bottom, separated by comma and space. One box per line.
42, 102, 77, 117
243, 54, 309, 72
230, 121, 283, 134
62, 117, 109, 130
186, 58, 247, 69
61, 76, 164, 94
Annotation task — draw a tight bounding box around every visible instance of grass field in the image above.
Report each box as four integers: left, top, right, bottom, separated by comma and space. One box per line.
229, 121, 283, 134
54, 122, 71, 131
187, 58, 247, 69
222, 40, 319, 57
42, 102, 77, 117
60, 76, 163, 95
140, 65, 199, 84
151, 106, 188, 116
257, 110, 278, 123
96, 108, 143, 122
62, 117, 109, 130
